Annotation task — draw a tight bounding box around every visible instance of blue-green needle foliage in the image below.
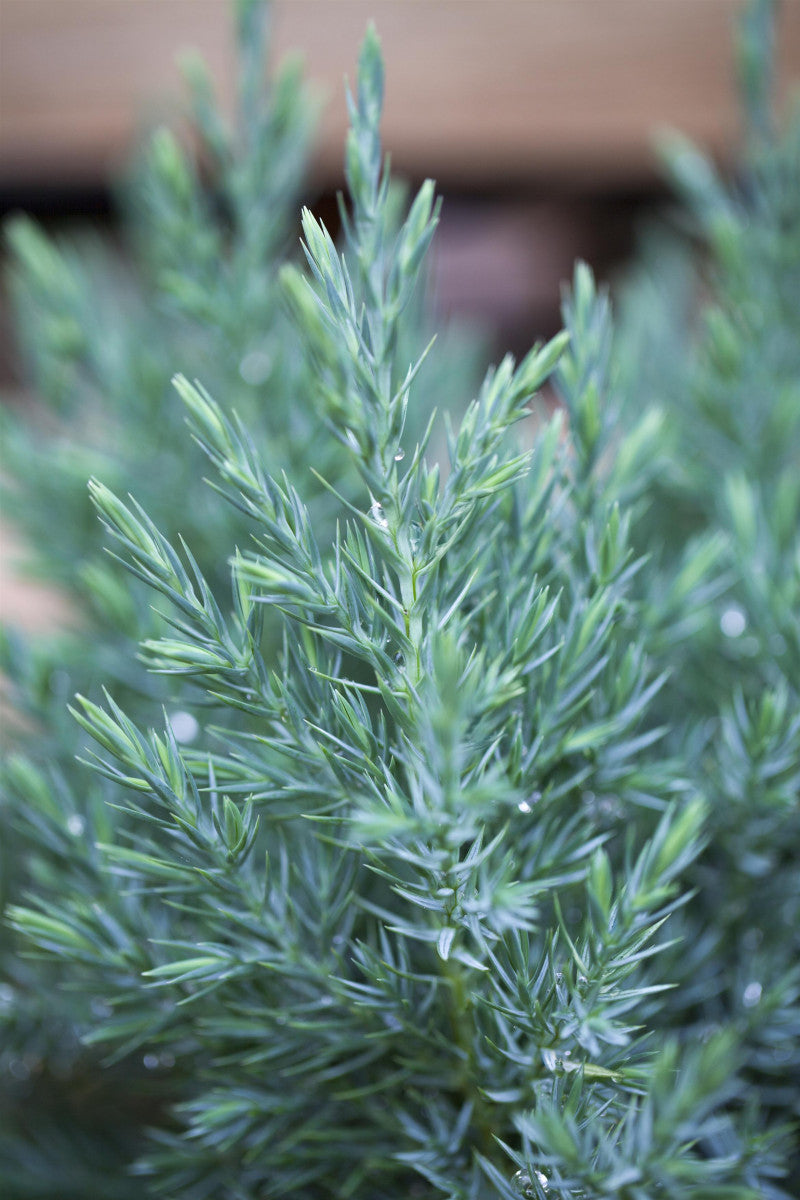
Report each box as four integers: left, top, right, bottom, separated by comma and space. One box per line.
4, 3, 311, 596
0, 2, 314, 747
1, 0, 476, 728
0, 6, 316, 1190
1, 5, 482, 1195
7, 23, 784, 1200
612, 1, 800, 1193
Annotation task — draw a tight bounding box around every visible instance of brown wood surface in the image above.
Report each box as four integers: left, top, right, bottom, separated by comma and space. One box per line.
2, 0, 800, 190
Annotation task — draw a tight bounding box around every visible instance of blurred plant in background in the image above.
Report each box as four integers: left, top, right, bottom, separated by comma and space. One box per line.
613, 1, 800, 1189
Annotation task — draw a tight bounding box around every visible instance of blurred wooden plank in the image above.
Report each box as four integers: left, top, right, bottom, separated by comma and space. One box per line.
2, 0, 799, 190
0, 0, 235, 185
278, 0, 800, 186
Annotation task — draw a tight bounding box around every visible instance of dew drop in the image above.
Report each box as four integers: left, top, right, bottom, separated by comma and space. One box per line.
8, 1058, 30, 1081
67, 814, 85, 837
394, 448, 405, 462
720, 606, 747, 638
599, 795, 621, 818
169, 710, 199, 744
239, 349, 272, 386
743, 981, 762, 1008
142, 1053, 160, 1070
512, 1169, 549, 1196
519, 791, 541, 813
369, 500, 388, 529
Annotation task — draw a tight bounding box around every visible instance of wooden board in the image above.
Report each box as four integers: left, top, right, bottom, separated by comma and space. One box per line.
2, 0, 799, 190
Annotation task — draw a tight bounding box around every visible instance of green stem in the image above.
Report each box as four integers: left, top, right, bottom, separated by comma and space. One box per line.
443, 957, 502, 1166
